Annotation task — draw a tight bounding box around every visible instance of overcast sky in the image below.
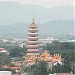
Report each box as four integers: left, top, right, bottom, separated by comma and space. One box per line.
0, 0, 74, 8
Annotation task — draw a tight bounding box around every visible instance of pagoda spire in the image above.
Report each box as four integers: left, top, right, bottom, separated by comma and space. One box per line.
27, 18, 39, 55
29, 17, 37, 28
32, 18, 35, 23
32, 8, 35, 23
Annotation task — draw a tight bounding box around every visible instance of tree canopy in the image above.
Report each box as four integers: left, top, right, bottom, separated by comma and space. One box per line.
9, 48, 27, 57
0, 53, 11, 65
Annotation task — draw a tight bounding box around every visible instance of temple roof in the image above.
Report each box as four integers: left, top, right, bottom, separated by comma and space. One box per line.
27, 50, 39, 53
29, 18, 37, 28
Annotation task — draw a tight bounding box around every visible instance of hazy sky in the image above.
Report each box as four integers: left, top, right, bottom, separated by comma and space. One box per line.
0, 0, 74, 8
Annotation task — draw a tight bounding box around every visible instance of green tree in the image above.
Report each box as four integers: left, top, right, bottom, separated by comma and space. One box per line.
52, 63, 63, 73
0, 53, 11, 65
9, 48, 27, 57
62, 56, 72, 73
31, 61, 48, 75
21, 64, 30, 75
22, 61, 48, 75
60, 42, 74, 50
8, 63, 15, 67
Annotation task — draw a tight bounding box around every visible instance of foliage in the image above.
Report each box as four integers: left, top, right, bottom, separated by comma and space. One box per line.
21, 65, 29, 72
41, 41, 75, 73
9, 48, 27, 57
0, 67, 5, 71
22, 61, 48, 75
42, 41, 75, 61
32, 61, 48, 75
0, 53, 11, 65
8, 63, 15, 67
52, 63, 63, 73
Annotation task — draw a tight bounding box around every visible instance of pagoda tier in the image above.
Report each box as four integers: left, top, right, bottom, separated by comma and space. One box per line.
27, 45, 38, 49
29, 33, 38, 36
27, 49, 38, 50
27, 50, 39, 53
27, 19, 39, 55
28, 37, 38, 41
28, 41, 39, 44
29, 29, 38, 32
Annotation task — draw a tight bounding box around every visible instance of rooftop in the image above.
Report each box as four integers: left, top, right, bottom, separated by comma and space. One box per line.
29, 18, 37, 28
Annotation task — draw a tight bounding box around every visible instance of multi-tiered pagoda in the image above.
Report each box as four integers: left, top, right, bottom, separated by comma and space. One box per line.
27, 19, 39, 55
24, 19, 62, 66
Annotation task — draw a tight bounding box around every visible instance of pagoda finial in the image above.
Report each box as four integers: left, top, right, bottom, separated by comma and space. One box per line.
32, 8, 35, 23
32, 18, 35, 23
33, 8, 34, 19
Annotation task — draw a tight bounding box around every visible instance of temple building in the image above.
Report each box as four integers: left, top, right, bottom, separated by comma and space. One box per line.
25, 19, 62, 66
26, 18, 39, 55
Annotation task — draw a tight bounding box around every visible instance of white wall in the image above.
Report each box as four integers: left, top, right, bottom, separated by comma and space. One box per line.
0, 71, 12, 75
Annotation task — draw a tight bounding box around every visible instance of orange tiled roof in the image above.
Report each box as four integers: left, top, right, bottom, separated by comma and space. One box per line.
29, 19, 37, 28
55, 73, 75, 75
25, 52, 62, 65
27, 50, 39, 53
3, 65, 10, 68
13, 74, 19, 75
10, 66, 20, 70
0, 48, 5, 51
3, 65, 20, 70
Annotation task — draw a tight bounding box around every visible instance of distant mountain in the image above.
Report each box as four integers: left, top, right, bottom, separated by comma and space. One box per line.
0, 2, 74, 39
0, 20, 74, 39
39, 20, 74, 35
0, 2, 74, 25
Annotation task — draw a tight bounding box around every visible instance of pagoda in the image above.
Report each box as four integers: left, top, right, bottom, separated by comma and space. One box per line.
26, 19, 39, 55
24, 19, 62, 66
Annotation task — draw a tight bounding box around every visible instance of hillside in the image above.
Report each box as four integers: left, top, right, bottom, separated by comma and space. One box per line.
0, 20, 74, 38
0, 2, 74, 24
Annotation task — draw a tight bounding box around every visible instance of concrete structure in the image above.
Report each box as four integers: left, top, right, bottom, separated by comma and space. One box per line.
0, 71, 12, 75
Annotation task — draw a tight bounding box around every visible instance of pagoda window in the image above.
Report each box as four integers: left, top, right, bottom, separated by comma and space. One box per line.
31, 31, 36, 33
31, 27, 36, 29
